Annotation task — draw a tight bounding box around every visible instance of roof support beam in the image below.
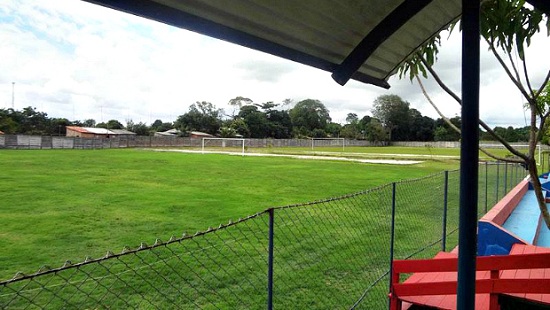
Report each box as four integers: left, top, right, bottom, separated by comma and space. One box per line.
527, 0, 550, 14
331, 0, 433, 86
83, 0, 390, 88
457, 0, 480, 309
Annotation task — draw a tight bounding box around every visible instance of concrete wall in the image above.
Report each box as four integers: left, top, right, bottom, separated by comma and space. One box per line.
4, 135, 535, 150
0, 135, 383, 150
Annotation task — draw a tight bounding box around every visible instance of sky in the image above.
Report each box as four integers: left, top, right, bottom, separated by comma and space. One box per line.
0, 0, 549, 128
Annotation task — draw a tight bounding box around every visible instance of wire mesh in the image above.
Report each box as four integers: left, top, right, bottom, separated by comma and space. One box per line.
1, 213, 270, 309
272, 185, 393, 309
393, 173, 447, 260
0, 162, 526, 309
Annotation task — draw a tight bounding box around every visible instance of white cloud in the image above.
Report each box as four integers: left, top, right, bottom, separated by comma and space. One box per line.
0, 0, 548, 128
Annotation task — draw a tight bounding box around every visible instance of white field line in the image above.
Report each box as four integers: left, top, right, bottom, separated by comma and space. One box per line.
309, 151, 460, 159
153, 149, 423, 165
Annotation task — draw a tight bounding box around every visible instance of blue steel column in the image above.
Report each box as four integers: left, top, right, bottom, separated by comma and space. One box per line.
267, 208, 274, 310
442, 171, 449, 251
457, 0, 480, 309
388, 182, 397, 309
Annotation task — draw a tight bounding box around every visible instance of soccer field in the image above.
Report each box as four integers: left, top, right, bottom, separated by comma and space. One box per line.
198, 144, 519, 161
0, 148, 458, 280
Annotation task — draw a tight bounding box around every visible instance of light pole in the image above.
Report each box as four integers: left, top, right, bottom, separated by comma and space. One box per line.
11, 82, 15, 109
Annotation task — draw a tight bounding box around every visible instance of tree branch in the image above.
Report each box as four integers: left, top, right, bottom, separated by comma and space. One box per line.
480, 147, 525, 163
506, 46, 523, 85
420, 54, 461, 103
415, 75, 460, 133
415, 75, 524, 163
536, 70, 550, 99
522, 54, 537, 101
485, 38, 533, 103
419, 54, 529, 161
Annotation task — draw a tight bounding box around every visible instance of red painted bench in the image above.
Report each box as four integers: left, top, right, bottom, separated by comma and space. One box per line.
389, 244, 550, 310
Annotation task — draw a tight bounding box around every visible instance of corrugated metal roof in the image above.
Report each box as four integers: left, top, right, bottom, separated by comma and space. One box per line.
66, 126, 114, 135
83, 0, 463, 88
66, 126, 89, 134
110, 129, 136, 135
189, 131, 213, 137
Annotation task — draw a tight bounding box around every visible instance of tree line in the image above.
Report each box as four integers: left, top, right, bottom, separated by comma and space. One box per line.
0, 95, 533, 143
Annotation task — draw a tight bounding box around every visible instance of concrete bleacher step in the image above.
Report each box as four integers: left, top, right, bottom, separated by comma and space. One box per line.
502, 189, 544, 245
537, 217, 550, 247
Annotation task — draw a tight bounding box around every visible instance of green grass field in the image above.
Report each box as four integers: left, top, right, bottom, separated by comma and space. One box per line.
0, 146, 527, 309
0, 147, 460, 281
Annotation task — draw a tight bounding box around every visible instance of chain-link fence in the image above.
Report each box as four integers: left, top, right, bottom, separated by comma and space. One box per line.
0, 162, 526, 309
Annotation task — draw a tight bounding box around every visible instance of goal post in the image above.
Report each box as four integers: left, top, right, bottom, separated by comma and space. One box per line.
479, 143, 542, 165
201, 138, 247, 156
311, 138, 345, 151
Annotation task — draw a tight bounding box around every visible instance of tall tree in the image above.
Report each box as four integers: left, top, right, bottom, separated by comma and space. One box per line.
81, 119, 96, 127
0, 107, 52, 135
365, 119, 388, 144
0, 108, 19, 134
126, 120, 150, 136
325, 122, 342, 138
97, 119, 123, 129
150, 119, 173, 132
341, 113, 362, 139
238, 105, 270, 138
371, 95, 411, 141
399, 0, 550, 227
51, 118, 72, 136
174, 101, 222, 135
289, 99, 331, 136
409, 109, 435, 141
228, 96, 253, 117
433, 117, 461, 141
260, 102, 293, 138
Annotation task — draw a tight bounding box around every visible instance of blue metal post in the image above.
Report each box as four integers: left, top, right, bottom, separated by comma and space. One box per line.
485, 162, 488, 213
388, 182, 397, 308
442, 171, 449, 251
267, 208, 274, 310
457, 0, 480, 308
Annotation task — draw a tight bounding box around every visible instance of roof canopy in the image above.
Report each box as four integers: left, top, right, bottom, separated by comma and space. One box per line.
77, 1, 549, 307
83, 0, 464, 89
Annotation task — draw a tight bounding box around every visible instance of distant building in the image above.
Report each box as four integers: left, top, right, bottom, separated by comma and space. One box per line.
153, 129, 214, 138
110, 129, 137, 138
154, 129, 181, 137
189, 131, 214, 138
66, 126, 112, 138
66, 126, 135, 138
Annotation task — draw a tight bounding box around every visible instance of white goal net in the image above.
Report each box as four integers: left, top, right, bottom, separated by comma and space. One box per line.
202, 138, 247, 155
311, 138, 345, 151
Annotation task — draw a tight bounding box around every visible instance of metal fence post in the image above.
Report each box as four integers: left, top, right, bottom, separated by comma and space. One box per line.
267, 208, 274, 310
388, 182, 397, 309
485, 162, 488, 213
513, 164, 517, 186
504, 162, 508, 194
495, 162, 500, 202
442, 171, 449, 251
